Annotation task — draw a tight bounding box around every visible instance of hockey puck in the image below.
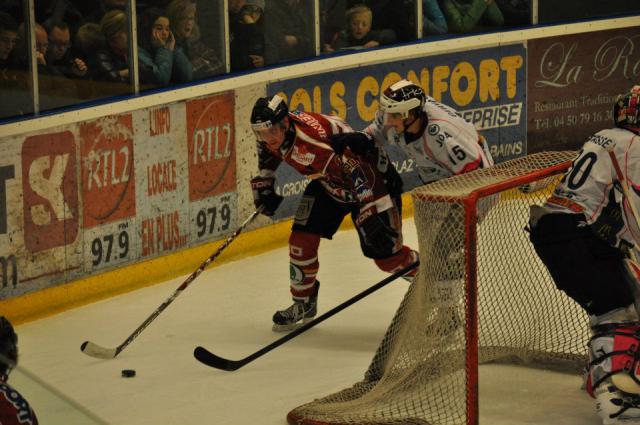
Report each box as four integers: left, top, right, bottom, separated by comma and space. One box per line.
121, 369, 136, 378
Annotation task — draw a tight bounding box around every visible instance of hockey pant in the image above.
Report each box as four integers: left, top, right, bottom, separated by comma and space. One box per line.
287, 180, 417, 300
529, 212, 634, 317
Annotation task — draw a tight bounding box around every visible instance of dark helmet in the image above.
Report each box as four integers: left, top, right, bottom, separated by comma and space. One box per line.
614, 85, 640, 133
250, 95, 289, 131
0, 316, 17, 377
379, 80, 426, 119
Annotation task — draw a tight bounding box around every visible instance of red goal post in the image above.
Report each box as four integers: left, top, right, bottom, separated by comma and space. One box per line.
288, 151, 589, 425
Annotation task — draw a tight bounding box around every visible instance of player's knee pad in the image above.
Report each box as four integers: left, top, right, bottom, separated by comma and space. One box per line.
289, 231, 321, 299
374, 246, 418, 280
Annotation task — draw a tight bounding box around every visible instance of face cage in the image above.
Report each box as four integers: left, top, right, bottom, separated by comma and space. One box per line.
252, 120, 286, 143
379, 94, 421, 125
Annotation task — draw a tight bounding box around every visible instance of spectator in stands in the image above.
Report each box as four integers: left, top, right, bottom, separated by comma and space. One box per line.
37, 0, 84, 35
440, 0, 504, 33
72, 22, 105, 99
320, 0, 346, 49
166, 0, 224, 79
265, 0, 314, 64
495, 0, 530, 26
85, 0, 127, 24
325, 4, 395, 53
74, 22, 106, 61
16, 22, 80, 109
46, 20, 88, 78
0, 12, 18, 68
0, 316, 39, 425
346, 0, 406, 41
91, 9, 130, 87
137, 7, 192, 88
229, 0, 267, 71
0, 12, 30, 118
423, 0, 448, 34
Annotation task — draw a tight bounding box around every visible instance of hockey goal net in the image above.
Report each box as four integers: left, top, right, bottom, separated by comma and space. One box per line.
288, 151, 590, 425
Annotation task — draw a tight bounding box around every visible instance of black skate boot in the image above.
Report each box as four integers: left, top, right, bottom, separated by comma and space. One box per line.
272, 282, 319, 332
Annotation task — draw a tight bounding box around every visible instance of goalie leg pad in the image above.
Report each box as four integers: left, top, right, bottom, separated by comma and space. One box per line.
589, 322, 640, 396
289, 231, 321, 301
594, 382, 640, 424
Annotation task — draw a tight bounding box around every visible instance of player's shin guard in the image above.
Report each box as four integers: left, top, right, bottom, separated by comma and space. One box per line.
588, 306, 640, 424
288, 231, 321, 301
374, 246, 419, 283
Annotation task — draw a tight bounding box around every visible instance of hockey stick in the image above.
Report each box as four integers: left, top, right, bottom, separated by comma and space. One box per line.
193, 261, 419, 371
80, 208, 263, 359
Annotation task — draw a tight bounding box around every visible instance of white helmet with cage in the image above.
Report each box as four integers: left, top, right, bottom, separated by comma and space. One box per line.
379, 80, 426, 120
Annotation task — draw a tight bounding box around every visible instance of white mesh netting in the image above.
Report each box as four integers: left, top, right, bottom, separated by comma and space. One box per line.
288, 151, 590, 425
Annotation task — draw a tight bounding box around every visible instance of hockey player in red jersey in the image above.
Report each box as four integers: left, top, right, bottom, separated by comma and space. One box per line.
250, 94, 418, 332
529, 86, 640, 425
330, 80, 495, 280
0, 316, 38, 425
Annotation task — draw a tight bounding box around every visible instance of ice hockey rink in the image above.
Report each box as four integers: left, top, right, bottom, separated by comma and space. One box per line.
11, 218, 600, 425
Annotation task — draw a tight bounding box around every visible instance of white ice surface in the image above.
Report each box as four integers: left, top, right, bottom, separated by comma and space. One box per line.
12, 219, 600, 425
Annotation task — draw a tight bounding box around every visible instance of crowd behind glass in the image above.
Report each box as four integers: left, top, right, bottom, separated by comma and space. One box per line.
0, 0, 637, 121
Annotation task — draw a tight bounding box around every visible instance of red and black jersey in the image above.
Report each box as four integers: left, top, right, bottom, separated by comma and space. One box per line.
0, 379, 38, 425
257, 111, 394, 214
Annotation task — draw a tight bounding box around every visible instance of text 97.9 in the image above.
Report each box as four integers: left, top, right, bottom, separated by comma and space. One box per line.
92, 231, 129, 266
196, 204, 231, 237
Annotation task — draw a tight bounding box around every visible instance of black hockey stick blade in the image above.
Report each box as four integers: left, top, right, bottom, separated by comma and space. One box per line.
194, 347, 244, 371
193, 261, 419, 371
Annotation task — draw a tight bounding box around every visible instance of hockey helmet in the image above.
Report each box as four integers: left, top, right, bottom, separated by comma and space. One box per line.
614, 85, 640, 133
379, 80, 426, 120
250, 94, 289, 143
0, 316, 17, 377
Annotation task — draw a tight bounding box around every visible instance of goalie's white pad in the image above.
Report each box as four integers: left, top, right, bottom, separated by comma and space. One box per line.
589, 322, 640, 395
594, 381, 640, 425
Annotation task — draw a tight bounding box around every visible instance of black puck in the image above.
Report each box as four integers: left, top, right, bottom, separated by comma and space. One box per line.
121, 369, 136, 378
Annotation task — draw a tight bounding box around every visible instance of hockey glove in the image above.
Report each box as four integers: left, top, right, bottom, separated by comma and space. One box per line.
356, 207, 398, 257
384, 161, 404, 196
329, 131, 375, 157
251, 176, 283, 216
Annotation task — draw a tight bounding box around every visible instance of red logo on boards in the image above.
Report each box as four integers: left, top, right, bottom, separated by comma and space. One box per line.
21, 131, 79, 252
186, 93, 236, 201
80, 115, 136, 228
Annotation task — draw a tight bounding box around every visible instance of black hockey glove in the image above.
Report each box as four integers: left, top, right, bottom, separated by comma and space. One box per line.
355, 207, 398, 257
329, 131, 376, 157
384, 161, 404, 196
251, 176, 283, 216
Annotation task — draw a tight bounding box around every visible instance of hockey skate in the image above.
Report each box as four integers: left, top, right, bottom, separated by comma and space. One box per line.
595, 381, 640, 425
272, 283, 319, 332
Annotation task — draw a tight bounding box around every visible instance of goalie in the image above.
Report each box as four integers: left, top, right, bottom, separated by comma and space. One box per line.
529, 86, 640, 424
249, 95, 418, 332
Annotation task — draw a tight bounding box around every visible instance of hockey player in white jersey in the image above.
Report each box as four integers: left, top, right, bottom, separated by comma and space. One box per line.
529, 86, 640, 425
331, 79, 495, 337
332, 79, 494, 184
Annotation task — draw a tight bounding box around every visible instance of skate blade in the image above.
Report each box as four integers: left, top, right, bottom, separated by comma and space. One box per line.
272, 317, 314, 333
